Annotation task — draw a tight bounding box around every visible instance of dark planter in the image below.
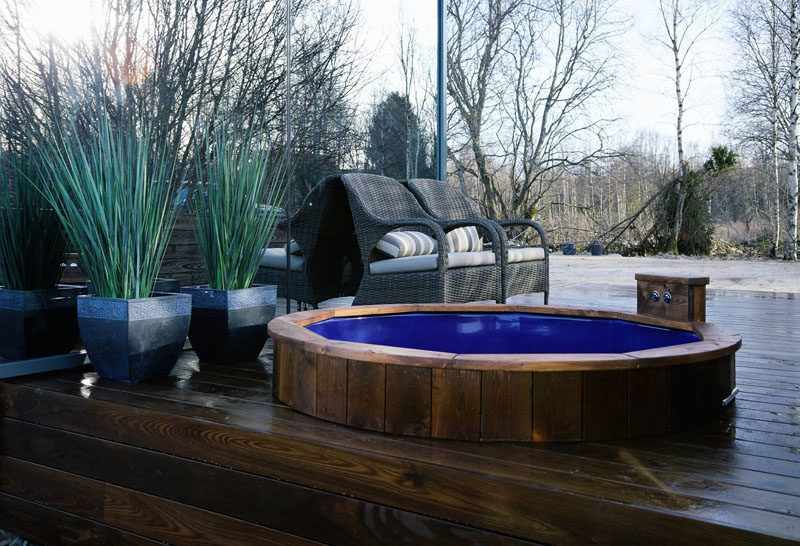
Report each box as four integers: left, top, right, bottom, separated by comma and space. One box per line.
78, 292, 191, 382
562, 243, 576, 255
589, 243, 603, 256
0, 286, 83, 361
181, 284, 277, 364
85, 278, 180, 295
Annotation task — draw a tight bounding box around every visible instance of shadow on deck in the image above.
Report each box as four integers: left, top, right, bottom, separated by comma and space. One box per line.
0, 286, 798, 544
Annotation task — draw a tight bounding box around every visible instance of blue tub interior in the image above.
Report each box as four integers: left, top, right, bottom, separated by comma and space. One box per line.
306, 312, 700, 354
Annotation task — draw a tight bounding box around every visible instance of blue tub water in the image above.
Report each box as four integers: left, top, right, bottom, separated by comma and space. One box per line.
306, 312, 700, 354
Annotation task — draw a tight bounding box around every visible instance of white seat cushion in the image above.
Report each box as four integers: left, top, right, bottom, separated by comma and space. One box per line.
369, 250, 495, 275
260, 248, 304, 271
284, 240, 302, 255
507, 247, 545, 263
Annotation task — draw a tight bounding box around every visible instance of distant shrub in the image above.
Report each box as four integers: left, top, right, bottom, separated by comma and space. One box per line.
655, 172, 713, 256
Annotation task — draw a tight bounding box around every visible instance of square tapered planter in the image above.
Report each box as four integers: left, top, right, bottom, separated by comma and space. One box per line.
0, 286, 83, 361
181, 285, 276, 364
78, 293, 191, 382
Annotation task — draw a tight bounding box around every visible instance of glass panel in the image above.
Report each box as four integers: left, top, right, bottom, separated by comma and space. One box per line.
289, 0, 438, 196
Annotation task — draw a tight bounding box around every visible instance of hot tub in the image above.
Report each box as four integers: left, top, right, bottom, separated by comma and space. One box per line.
268, 304, 741, 442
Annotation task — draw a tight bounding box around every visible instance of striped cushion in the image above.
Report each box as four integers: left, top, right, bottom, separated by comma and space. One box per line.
446, 226, 482, 252
376, 231, 438, 258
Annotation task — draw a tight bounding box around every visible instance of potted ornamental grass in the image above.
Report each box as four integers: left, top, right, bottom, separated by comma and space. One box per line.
0, 148, 82, 361
39, 114, 191, 382
181, 122, 285, 363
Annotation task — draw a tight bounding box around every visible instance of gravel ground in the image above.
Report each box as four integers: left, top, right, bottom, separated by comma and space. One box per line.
549, 253, 800, 294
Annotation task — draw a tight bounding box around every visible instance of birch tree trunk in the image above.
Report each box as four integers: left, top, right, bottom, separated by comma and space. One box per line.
662, 0, 689, 254
787, 0, 799, 261
772, 0, 782, 258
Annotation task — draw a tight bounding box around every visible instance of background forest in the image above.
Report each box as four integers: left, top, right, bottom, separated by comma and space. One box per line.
0, 0, 798, 259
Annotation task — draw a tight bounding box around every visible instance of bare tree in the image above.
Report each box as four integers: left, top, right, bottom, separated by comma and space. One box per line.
498, 0, 619, 219
656, 0, 715, 254
0, 0, 365, 190
447, 0, 520, 219
786, 0, 800, 259
447, 0, 619, 221
397, 16, 434, 180
730, 0, 786, 257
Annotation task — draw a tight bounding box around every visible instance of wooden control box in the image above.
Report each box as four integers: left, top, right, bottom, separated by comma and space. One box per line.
635, 273, 709, 322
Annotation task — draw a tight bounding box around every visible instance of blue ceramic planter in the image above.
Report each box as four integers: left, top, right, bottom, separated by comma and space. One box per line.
181, 284, 276, 364
0, 285, 83, 361
78, 292, 191, 382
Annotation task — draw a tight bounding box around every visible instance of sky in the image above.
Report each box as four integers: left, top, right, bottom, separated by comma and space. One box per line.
357, 0, 735, 159
26, 0, 735, 159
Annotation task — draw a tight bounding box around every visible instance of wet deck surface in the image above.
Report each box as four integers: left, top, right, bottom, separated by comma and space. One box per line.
1, 285, 798, 544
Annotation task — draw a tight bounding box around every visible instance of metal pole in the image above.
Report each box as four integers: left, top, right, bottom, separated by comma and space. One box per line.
284, 0, 293, 314
436, 0, 447, 182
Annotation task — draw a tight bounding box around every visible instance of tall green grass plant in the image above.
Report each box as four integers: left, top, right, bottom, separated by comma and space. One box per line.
0, 149, 66, 290
193, 123, 286, 290
39, 115, 181, 299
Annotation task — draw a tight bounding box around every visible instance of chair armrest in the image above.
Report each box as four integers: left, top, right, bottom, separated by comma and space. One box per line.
437, 218, 507, 261
496, 219, 549, 254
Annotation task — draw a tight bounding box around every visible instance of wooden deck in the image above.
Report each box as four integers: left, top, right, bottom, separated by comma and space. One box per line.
1, 285, 799, 544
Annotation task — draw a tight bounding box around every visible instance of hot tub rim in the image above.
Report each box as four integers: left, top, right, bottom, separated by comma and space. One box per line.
268, 304, 741, 373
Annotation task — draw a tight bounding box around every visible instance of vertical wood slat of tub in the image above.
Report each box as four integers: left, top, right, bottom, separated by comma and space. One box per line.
290, 345, 316, 417
629, 367, 668, 438
668, 362, 697, 432
706, 354, 733, 420
727, 353, 736, 398
431, 369, 481, 441
668, 357, 725, 433
711, 354, 734, 405
385, 366, 432, 437
481, 371, 532, 441
347, 360, 386, 431
271, 341, 283, 399
583, 370, 630, 441
531, 371, 583, 442
275, 342, 294, 406
315, 355, 348, 424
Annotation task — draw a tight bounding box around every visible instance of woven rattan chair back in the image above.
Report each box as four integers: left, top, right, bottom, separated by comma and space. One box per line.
408, 177, 549, 304
344, 173, 433, 221
256, 175, 360, 306
408, 178, 477, 220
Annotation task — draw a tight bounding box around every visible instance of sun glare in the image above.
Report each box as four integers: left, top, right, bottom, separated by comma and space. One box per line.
30, 0, 96, 43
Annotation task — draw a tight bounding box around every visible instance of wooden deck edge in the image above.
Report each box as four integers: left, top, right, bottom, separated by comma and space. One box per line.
1, 381, 795, 545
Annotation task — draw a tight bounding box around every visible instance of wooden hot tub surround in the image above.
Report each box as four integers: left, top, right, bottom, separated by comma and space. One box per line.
268, 300, 741, 442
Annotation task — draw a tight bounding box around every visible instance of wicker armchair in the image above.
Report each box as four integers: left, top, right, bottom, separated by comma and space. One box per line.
408, 178, 549, 304
255, 175, 361, 308
342, 173, 502, 305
